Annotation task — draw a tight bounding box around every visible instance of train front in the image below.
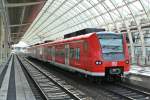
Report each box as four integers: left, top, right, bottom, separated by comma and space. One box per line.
96, 32, 130, 80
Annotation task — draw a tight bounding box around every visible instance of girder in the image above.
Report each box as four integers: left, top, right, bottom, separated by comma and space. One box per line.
6, 1, 46, 8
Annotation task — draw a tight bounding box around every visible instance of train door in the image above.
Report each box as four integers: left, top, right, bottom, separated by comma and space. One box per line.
75, 47, 81, 66
52, 46, 55, 61
36, 47, 39, 58
65, 44, 69, 65
83, 41, 88, 70
39, 47, 43, 60
43, 46, 48, 61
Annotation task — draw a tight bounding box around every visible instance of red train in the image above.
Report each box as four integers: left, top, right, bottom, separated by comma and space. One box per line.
28, 31, 130, 81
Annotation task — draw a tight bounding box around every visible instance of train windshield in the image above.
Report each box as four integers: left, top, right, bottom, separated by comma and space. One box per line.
98, 33, 124, 61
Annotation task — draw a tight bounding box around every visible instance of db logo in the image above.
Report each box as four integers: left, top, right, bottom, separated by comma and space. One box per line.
112, 62, 117, 66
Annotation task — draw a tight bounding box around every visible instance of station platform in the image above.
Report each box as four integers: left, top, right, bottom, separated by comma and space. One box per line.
0, 55, 36, 100
130, 65, 150, 76
125, 65, 150, 90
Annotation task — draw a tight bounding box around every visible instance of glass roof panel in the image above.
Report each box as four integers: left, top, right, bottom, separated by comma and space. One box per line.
82, 0, 93, 8
104, 0, 115, 10
22, 0, 150, 44
88, 0, 99, 5
141, 0, 150, 12
95, 4, 106, 13
109, 10, 120, 21
89, 7, 99, 16
118, 6, 131, 19
96, 16, 105, 25
102, 13, 112, 23
77, 3, 87, 11
111, 0, 124, 7
128, 1, 143, 16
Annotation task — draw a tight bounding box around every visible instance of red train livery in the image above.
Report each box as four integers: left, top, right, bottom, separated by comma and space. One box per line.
28, 32, 130, 80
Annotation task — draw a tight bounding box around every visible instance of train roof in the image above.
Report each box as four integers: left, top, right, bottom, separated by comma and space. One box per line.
46, 32, 95, 45
49, 32, 122, 45
30, 31, 122, 47
29, 32, 96, 47
64, 28, 105, 39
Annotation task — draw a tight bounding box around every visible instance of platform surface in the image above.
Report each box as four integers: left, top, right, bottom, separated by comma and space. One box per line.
0, 56, 36, 100
130, 65, 150, 76
124, 65, 150, 90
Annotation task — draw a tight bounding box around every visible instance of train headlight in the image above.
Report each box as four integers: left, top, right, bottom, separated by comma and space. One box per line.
125, 60, 129, 64
95, 61, 102, 65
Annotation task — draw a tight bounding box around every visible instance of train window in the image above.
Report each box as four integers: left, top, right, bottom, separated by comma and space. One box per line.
70, 48, 75, 59
55, 48, 65, 57
48, 48, 52, 56
55, 49, 58, 56
52, 47, 55, 58
44, 47, 48, 55
33, 48, 35, 55
98, 34, 124, 60
98, 34, 123, 39
83, 41, 88, 52
50, 48, 52, 56
55, 49, 59, 56
40, 47, 42, 55
60, 49, 65, 57
75, 48, 80, 60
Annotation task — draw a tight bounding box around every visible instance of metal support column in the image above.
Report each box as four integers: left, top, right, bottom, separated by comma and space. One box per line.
138, 25, 146, 57
127, 28, 135, 60
0, 16, 2, 64
0, 0, 11, 64
0, 15, 6, 64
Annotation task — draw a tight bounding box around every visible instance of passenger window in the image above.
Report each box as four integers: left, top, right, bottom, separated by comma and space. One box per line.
48, 48, 52, 56
75, 48, 80, 60
84, 41, 88, 51
40, 47, 42, 55
44, 48, 48, 54
52, 47, 55, 57
55, 49, 65, 57
70, 48, 74, 59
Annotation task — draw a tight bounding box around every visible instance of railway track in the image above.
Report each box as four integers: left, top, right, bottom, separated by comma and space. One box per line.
16, 55, 90, 100
16, 55, 46, 100
17, 55, 150, 100
100, 82, 150, 100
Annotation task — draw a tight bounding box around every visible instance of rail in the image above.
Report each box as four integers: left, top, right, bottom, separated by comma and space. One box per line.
16, 55, 87, 100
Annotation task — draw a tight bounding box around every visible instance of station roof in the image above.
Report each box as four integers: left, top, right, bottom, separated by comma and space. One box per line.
2, 0, 150, 45
1, 0, 46, 44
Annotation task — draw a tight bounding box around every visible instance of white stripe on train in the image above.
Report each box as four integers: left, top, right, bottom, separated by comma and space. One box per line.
48, 60, 129, 77
49, 61, 105, 76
